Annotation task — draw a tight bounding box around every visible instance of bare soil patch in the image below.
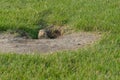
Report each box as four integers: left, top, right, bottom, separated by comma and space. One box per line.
0, 32, 101, 54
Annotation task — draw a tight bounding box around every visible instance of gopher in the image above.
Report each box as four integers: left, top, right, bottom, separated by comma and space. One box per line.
38, 25, 62, 39
38, 29, 48, 39
38, 28, 61, 39
47, 30, 61, 39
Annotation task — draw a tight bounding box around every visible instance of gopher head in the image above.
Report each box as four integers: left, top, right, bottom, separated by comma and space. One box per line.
38, 29, 48, 39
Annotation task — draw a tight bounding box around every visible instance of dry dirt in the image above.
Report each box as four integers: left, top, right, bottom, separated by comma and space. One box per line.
0, 32, 101, 54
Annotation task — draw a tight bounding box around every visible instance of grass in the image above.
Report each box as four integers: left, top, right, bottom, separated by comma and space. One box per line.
0, 0, 120, 80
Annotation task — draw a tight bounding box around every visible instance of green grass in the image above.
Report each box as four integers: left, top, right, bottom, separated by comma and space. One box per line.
0, 0, 120, 80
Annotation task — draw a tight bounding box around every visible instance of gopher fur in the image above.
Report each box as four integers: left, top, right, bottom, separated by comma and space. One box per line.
38, 29, 48, 39
38, 29, 61, 39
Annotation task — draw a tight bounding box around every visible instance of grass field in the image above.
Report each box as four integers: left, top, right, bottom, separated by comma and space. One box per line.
0, 0, 120, 80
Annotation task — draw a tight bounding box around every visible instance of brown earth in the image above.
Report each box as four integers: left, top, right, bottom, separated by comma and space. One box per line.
0, 32, 101, 54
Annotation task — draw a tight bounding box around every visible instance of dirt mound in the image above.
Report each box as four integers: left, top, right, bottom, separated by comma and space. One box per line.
0, 32, 101, 54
